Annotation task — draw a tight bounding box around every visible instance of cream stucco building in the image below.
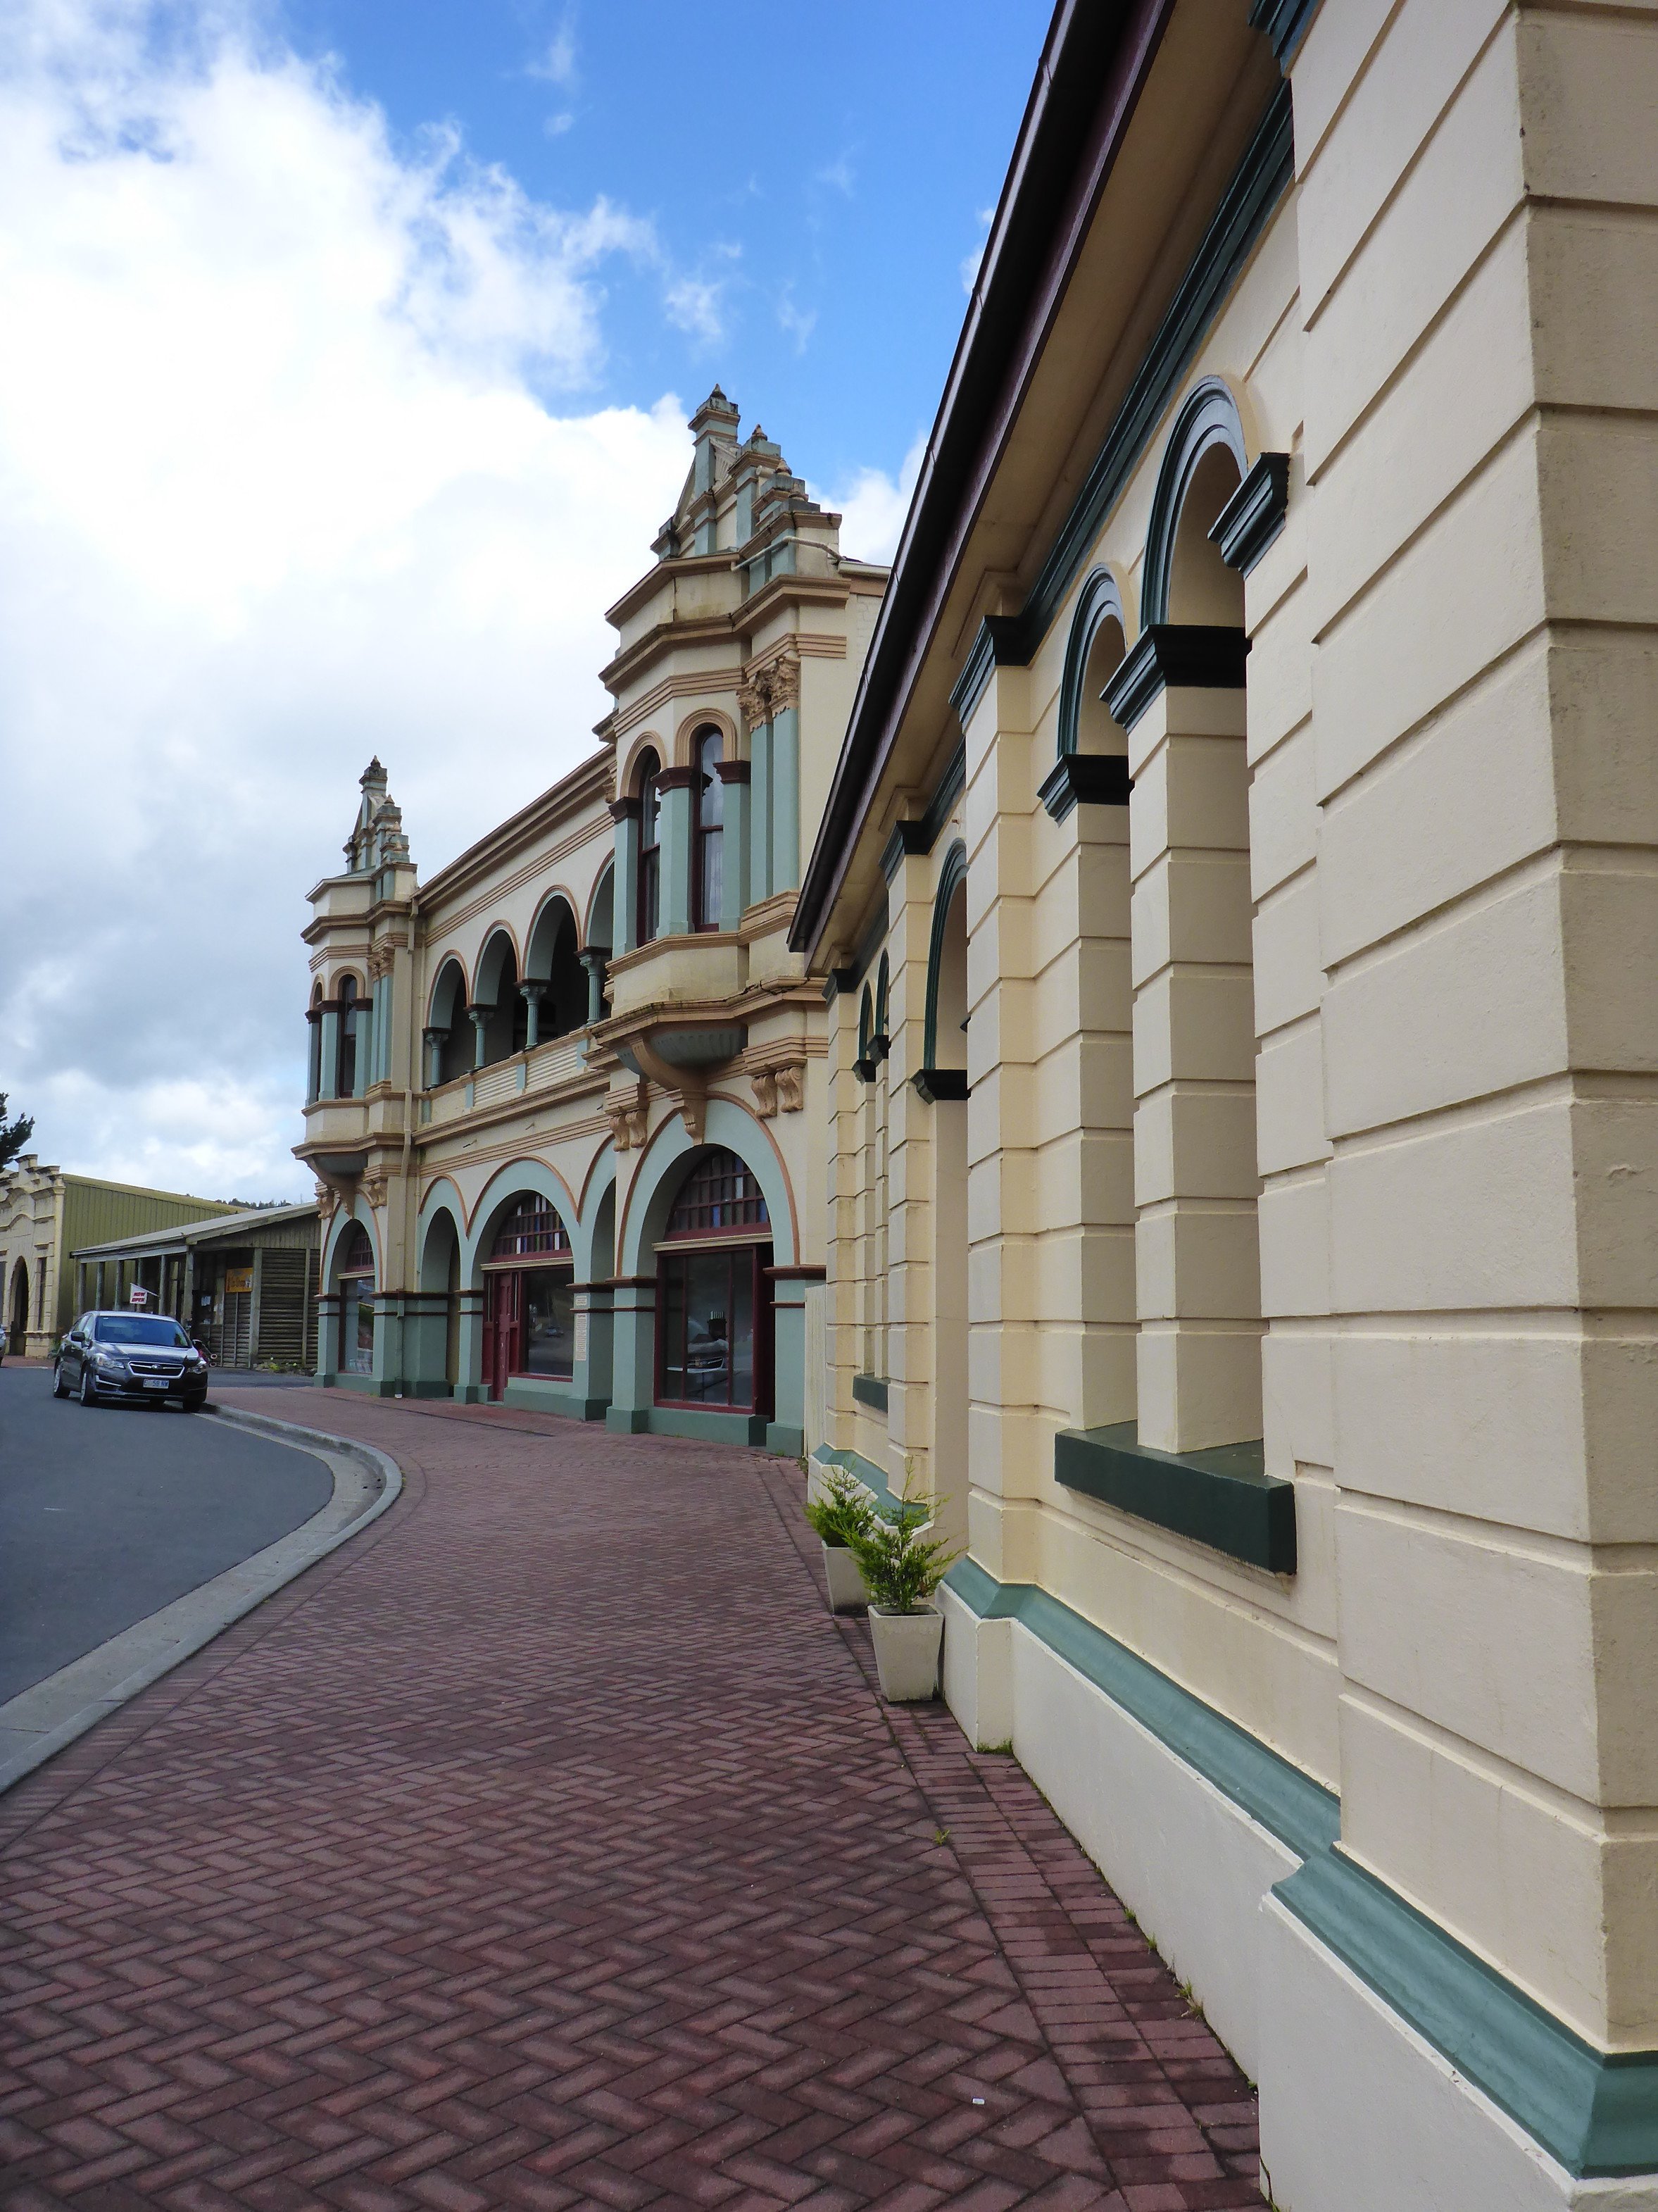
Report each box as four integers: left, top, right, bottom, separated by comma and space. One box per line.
296, 390, 884, 1453
790, 1, 1658, 2206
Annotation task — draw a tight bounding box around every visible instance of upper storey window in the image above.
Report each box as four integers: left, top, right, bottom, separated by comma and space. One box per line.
693, 725, 724, 930
637, 750, 661, 946
337, 975, 359, 1097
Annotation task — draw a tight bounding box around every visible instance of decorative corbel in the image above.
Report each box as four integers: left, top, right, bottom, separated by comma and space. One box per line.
774, 1062, 805, 1114
605, 1079, 649, 1152
630, 1035, 708, 1148
751, 1070, 779, 1119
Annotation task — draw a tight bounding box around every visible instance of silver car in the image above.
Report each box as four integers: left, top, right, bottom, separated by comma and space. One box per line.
54, 1311, 210, 1410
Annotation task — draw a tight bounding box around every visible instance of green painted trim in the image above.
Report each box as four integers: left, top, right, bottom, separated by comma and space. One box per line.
1017, 83, 1293, 655
1276, 1849, 1658, 2180
940, 1555, 1338, 1863
1055, 568, 1128, 760
765, 1421, 804, 1458
812, 1442, 903, 1517
1211, 449, 1290, 574
1139, 378, 1248, 628
912, 1067, 969, 1104
945, 1545, 1658, 2181
1055, 1423, 1296, 1574
501, 1378, 608, 1421
949, 615, 1026, 728
1038, 753, 1132, 823
852, 1373, 889, 1413
1248, 0, 1323, 68
322, 1371, 390, 1397
1101, 623, 1250, 733
648, 1406, 769, 1446
605, 1405, 651, 1434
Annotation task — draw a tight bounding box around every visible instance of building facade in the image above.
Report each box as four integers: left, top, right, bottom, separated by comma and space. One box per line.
0, 1158, 242, 1358
296, 390, 884, 1452
71, 1201, 321, 1370
791, 4, 1658, 2207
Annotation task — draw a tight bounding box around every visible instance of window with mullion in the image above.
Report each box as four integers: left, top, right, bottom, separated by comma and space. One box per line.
692, 725, 724, 930
637, 751, 662, 945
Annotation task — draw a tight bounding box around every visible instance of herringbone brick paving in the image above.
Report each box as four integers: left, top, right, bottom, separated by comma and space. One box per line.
1, 1393, 1261, 2211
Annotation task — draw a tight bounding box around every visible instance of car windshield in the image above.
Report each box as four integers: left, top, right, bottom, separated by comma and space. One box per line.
93, 1316, 191, 1346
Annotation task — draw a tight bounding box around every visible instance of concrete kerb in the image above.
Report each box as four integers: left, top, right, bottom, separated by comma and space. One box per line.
0, 1404, 404, 1797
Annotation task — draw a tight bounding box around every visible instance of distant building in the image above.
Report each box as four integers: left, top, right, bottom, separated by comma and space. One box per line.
71, 1200, 322, 1370
296, 388, 884, 1448
0, 1158, 242, 1357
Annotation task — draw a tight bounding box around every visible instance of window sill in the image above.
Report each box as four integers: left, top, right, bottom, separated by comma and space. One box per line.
1053, 1422, 1295, 1574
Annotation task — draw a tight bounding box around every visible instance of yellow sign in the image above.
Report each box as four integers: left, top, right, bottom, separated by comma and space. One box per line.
224, 1268, 253, 1296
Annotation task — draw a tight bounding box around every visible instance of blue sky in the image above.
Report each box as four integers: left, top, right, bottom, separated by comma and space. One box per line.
275, 0, 1050, 495
0, 0, 1053, 1196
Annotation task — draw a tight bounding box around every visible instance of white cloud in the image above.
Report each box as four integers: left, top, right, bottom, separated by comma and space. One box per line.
0, 0, 690, 1200
663, 273, 727, 346
527, 12, 578, 88
777, 291, 816, 355
816, 433, 926, 566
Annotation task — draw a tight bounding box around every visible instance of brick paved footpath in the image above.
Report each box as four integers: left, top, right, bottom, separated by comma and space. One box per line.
1, 1395, 1261, 2212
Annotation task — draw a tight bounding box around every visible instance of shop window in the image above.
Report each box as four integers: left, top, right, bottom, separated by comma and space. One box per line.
337, 1220, 375, 1375
484, 1193, 574, 1396
693, 725, 724, 930
656, 1149, 772, 1414
637, 750, 662, 946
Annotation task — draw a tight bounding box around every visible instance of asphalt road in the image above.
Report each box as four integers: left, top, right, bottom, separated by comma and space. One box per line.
0, 1364, 335, 1705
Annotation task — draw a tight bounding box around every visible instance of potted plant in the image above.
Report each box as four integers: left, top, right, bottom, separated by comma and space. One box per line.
849, 1492, 957, 1701
804, 1465, 875, 1611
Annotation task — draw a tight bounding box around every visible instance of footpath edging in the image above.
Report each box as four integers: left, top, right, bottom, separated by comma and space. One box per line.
0, 1407, 403, 1797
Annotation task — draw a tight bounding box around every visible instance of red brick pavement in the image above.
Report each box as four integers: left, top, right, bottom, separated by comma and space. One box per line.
0, 1394, 1261, 2212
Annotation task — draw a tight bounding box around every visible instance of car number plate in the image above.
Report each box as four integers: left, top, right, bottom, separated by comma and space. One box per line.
144, 1378, 170, 1389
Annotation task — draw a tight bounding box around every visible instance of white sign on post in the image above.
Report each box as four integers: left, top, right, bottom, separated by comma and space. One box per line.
129, 1285, 149, 1306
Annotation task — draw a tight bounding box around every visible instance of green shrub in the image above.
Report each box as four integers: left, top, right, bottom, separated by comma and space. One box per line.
805, 1466, 875, 1549
849, 1492, 958, 1615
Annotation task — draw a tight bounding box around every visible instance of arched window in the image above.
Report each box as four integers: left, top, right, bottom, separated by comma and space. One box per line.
306, 983, 324, 1102
491, 1196, 571, 1259
873, 953, 890, 1059
692, 725, 724, 930
916, 843, 969, 1102
636, 749, 662, 946
665, 1149, 769, 1237
483, 1191, 574, 1397
425, 958, 470, 1088
336, 1220, 375, 1375
658, 1149, 772, 1413
337, 976, 359, 1097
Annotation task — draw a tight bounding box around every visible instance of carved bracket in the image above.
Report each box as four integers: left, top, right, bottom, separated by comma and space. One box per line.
605, 1080, 650, 1152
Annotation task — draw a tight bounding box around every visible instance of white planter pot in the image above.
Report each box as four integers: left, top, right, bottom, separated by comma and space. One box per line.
869, 1605, 944, 1701
822, 1542, 869, 1613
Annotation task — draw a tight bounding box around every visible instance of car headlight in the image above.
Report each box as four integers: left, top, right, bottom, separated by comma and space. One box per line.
93, 1350, 126, 1370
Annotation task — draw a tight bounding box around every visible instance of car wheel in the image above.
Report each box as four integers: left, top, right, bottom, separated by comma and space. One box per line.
179, 1396, 203, 1413
77, 1366, 97, 1406
52, 1363, 69, 1399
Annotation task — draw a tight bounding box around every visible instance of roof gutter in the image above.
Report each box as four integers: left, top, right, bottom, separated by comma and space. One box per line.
789, 0, 1174, 961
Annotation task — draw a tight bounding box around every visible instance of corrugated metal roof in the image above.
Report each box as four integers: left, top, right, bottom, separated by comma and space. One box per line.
72, 1200, 321, 1261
